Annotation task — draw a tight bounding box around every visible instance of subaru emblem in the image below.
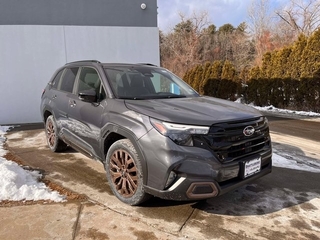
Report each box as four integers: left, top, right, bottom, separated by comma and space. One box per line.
243, 126, 255, 137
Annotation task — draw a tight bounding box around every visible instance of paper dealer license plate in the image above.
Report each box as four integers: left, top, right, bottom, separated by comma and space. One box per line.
244, 157, 261, 178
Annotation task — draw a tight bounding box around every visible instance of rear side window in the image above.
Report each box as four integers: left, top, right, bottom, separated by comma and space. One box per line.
51, 70, 63, 89
59, 68, 78, 93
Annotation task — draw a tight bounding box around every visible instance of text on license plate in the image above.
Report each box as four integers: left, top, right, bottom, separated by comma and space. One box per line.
244, 157, 261, 178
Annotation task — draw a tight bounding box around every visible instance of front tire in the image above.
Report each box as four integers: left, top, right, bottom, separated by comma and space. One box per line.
105, 139, 150, 205
45, 115, 67, 152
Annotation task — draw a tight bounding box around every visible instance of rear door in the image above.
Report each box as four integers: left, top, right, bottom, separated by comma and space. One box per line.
49, 67, 79, 131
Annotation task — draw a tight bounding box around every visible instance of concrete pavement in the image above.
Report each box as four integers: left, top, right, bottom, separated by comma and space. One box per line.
1, 118, 320, 240
0, 201, 178, 240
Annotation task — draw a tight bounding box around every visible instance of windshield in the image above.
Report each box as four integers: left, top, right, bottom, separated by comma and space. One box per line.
104, 66, 199, 100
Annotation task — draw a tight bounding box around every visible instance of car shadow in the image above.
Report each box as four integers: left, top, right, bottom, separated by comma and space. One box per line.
141, 165, 320, 216
192, 168, 319, 216
140, 197, 197, 208
141, 142, 320, 218
191, 142, 320, 216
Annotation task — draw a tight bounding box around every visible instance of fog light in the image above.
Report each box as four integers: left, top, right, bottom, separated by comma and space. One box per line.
165, 171, 177, 189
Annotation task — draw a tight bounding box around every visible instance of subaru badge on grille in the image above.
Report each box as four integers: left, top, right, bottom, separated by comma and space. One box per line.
243, 126, 255, 136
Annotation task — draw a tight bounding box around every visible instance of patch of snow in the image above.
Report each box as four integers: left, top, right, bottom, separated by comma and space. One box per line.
273, 153, 320, 173
0, 126, 12, 157
251, 104, 320, 117
0, 126, 65, 202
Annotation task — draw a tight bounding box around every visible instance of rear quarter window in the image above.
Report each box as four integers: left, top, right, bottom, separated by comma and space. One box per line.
59, 68, 79, 93
51, 70, 63, 89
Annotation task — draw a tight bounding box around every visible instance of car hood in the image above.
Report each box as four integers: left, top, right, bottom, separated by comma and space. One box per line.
124, 96, 262, 125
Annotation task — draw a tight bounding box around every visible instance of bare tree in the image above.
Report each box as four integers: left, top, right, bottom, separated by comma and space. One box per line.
160, 11, 210, 77
276, 0, 320, 36
247, 0, 277, 65
230, 29, 256, 70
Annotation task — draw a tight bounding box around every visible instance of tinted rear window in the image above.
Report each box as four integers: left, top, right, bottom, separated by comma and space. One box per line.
51, 70, 63, 89
59, 68, 78, 93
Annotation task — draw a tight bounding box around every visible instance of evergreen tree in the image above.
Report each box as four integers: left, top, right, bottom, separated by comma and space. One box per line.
239, 66, 250, 83
249, 66, 262, 80
187, 66, 198, 87
183, 69, 191, 84
199, 62, 212, 94
301, 28, 320, 78
205, 24, 216, 35
174, 19, 194, 34
272, 47, 292, 79
221, 60, 236, 80
203, 62, 213, 80
210, 61, 223, 79
193, 65, 204, 92
290, 34, 308, 80
218, 23, 235, 34
260, 52, 273, 79
236, 22, 247, 33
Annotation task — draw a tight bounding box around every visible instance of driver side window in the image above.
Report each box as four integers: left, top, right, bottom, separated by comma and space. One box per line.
77, 67, 106, 101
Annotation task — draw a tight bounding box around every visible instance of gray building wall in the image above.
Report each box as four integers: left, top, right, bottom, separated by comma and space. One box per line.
0, 0, 159, 124
0, 0, 157, 27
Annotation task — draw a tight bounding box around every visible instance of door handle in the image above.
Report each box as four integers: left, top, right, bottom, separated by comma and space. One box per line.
69, 100, 76, 108
52, 95, 57, 99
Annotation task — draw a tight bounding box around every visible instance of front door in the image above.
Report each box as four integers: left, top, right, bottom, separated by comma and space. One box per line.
67, 67, 107, 158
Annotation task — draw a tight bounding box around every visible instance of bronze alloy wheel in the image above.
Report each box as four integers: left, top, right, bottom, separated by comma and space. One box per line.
109, 149, 138, 197
45, 115, 67, 152
46, 119, 56, 148
106, 139, 150, 205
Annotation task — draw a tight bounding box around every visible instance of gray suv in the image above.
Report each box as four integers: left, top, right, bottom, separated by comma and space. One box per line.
40, 60, 272, 205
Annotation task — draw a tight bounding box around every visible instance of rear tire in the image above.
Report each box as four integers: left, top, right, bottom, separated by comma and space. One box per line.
105, 139, 150, 205
45, 115, 67, 152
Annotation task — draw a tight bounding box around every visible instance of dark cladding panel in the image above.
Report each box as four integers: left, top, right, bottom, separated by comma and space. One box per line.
0, 0, 157, 27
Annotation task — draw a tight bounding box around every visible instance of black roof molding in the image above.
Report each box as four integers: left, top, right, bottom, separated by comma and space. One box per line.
66, 60, 101, 65
137, 63, 158, 67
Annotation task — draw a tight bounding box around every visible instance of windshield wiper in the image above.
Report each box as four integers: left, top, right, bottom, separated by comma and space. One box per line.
165, 95, 186, 98
118, 96, 147, 100
119, 95, 187, 100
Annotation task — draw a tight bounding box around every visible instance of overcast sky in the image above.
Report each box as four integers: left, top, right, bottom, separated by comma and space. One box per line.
157, 0, 283, 32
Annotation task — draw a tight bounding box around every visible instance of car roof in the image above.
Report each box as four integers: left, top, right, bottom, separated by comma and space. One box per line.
64, 60, 158, 68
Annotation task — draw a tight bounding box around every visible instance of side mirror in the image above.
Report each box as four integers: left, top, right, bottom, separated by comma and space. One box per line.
78, 89, 97, 103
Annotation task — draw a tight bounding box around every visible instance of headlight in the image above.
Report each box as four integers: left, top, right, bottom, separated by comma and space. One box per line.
150, 118, 209, 146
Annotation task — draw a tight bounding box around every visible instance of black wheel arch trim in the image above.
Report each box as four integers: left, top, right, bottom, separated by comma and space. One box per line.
101, 123, 149, 185
42, 106, 56, 122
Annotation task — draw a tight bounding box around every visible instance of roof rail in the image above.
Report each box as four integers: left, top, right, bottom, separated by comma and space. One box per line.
137, 63, 158, 67
65, 60, 101, 65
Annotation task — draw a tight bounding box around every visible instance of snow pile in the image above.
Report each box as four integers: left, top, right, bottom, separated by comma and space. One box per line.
252, 105, 320, 117
0, 126, 10, 157
0, 158, 65, 201
273, 153, 320, 173
0, 126, 65, 202
235, 99, 320, 117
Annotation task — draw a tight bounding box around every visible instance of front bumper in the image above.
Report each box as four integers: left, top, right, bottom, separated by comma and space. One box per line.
139, 129, 272, 201
144, 155, 271, 201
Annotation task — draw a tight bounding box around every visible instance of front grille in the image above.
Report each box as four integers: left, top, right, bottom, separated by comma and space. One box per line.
193, 117, 271, 163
